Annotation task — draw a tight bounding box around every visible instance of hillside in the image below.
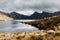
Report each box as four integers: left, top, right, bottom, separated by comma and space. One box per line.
0, 11, 60, 40
24, 15, 60, 31
0, 11, 14, 21
9, 11, 52, 19
9, 11, 60, 19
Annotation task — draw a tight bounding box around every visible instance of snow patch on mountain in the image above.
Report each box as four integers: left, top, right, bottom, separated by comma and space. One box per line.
16, 10, 42, 16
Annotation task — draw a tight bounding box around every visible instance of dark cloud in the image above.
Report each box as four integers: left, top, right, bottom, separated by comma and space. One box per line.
0, 0, 60, 13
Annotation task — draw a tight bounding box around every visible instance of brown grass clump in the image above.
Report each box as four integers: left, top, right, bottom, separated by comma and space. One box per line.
24, 15, 60, 31
0, 30, 60, 40
0, 11, 14, 21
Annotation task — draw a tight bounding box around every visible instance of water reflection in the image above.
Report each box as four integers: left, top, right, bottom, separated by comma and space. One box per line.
0, 20, 39, 32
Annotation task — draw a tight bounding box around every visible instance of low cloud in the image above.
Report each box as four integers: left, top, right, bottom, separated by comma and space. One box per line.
0, 0, 60, 13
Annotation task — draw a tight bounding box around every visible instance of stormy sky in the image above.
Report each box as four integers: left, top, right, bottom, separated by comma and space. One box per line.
0, 0, 60, 13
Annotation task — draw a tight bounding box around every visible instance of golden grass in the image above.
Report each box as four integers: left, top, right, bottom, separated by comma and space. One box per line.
0, 12, 14, 21
24, 15, 60, 31
0, 30, 59, 40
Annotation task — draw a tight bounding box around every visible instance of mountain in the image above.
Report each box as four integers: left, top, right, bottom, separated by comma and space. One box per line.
53, 11, 60, 15
0, 11, 14, 21
29, 12, 52, 19
10, 11, 60, 19
10, 11, 51, 19
10, 12, 28, 19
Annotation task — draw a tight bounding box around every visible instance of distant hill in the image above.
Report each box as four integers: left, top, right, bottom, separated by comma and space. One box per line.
0, 11, 60, 20
0, 11, 14, 21
9, 11, 60, 19
29, 12, 52, 19
24, 15, 60, 30
9, 12, 28, 19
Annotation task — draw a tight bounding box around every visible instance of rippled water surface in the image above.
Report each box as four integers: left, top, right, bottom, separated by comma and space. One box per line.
0, 20, 39, 32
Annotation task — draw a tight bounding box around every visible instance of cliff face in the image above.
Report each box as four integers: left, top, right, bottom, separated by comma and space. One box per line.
0, 11, 14, 21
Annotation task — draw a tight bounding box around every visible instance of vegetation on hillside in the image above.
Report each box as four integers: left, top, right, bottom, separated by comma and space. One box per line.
0, 30, 60, 40
24, 15, 60, 30
0, 11, 14, 21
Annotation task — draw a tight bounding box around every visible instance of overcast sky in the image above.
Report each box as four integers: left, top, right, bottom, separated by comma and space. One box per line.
0, 0, 60, 13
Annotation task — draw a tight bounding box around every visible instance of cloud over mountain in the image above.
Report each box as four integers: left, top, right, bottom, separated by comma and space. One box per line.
0, 0, 60, 13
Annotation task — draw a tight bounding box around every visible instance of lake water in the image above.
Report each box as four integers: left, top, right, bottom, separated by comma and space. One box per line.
0, 20, 39, 32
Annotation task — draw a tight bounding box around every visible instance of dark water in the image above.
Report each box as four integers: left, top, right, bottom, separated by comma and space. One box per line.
0, 20, 39, 32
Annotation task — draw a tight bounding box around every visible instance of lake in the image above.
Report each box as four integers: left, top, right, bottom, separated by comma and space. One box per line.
0, 20, 39, 32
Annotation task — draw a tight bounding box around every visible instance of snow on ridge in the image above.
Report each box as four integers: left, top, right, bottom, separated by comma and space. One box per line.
16, 10, 43, 16
16, 10, 34, 16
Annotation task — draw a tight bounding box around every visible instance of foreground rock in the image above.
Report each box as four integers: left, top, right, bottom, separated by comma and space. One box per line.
0, 30, 60, 40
